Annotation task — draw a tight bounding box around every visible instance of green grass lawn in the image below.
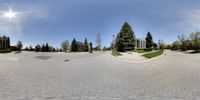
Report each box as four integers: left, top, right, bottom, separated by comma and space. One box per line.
136, 49, 151, 53
112, 50, 122, 56
143, 49, 164, 58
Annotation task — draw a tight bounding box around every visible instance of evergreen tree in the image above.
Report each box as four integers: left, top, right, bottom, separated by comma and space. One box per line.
53, 48, 56, 52
41, 44, 45, 52
35, 44, 41, 52
84, 38, 89, 52
146, 32, 153, 49
115, 22, 135, 51
45, 43, 49, 52
71, 38, 78, 52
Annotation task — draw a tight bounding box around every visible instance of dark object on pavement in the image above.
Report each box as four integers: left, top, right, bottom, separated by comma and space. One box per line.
35, 55, 51, 60
64, 59, 69, 62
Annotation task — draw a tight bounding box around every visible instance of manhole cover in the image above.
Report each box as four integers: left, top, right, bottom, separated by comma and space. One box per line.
35, 56, 51, 60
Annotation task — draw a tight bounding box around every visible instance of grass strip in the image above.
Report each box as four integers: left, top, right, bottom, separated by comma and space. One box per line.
143, 50, 164, 58
112, 50, 121, 56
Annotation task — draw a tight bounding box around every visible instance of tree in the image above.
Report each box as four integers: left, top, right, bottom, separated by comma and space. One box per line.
53, 48, 56, 52
41, 44, 45, 52
178, 34, 188, 51
165, 44, 172, 49
115, 22, 135, 51
49, 46, 54, 52
35, 44, 41, 52
16, 41, 23, 51
24, 47, 29, 51
172, 41, 180, 50
146, 32, 153, 49
84, 38, 89, 52
96, 33, 101, 51
45, 43, 49, 52
61, 40, 70, 52
29, 45, 33, 51
71, 38, 78, 52
190, 32, 200, 52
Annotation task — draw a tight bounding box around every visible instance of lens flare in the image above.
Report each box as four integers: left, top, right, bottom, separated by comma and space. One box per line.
3, 9, 17, 19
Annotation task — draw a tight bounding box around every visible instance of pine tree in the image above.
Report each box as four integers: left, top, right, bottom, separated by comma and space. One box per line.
84, 38, 88, 52
146, 32, 153, 49
115, 22, 135, 51
41, 44, 45, 52
71, 38, 78, 52
45, 43, 49, 52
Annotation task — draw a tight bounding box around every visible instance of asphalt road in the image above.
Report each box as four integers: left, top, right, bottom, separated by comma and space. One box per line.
0, 50, 200, 100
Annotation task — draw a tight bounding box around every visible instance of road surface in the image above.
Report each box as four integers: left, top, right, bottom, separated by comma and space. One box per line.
0, 50, 200, 100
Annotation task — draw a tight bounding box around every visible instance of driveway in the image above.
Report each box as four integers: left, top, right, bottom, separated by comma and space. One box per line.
0, 50, 200, 100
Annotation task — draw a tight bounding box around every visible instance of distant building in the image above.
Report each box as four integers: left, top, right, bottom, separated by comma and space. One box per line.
135, 38, 146, 49
0, 36, 10, 49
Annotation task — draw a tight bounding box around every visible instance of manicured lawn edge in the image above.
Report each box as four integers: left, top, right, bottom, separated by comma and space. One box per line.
142, 50, 164, 58
112, 50, 121, 56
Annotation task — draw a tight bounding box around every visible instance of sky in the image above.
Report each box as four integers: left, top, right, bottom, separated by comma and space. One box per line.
0, 0, 200, 48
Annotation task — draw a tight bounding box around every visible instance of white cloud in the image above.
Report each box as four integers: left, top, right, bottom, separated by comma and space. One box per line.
183, 9, 200, 31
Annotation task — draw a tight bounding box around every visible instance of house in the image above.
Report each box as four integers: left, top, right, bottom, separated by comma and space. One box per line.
135, 38, 146, 49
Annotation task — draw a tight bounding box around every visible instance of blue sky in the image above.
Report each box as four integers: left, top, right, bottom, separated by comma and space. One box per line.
0, 0, 200, 48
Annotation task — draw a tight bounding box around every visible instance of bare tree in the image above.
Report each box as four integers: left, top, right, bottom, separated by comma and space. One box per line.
178, 34, 187, 44
178, 34, 188, 51
96, 33, 101, 51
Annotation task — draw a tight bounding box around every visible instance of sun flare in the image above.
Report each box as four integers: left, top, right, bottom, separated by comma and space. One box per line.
3, 9, 17, 19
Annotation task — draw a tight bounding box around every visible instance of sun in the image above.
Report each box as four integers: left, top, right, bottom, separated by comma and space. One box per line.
3, 9, 17, 19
